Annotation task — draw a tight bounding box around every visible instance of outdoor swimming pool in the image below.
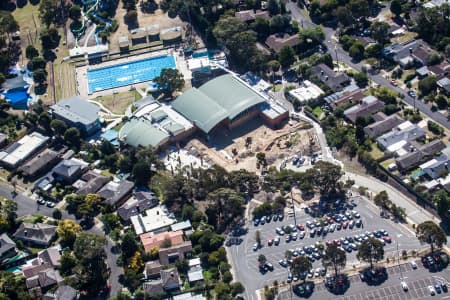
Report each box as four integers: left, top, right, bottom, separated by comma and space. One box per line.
86, 55, 176, 94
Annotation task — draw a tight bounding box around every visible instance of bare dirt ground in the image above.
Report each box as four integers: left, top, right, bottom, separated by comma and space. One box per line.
186, 118, 320, 173
109, 1, 184, 52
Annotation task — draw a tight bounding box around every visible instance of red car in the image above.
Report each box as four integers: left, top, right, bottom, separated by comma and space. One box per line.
296, 224, 305, 231
334, 239, 341, 246
268, 239, 274, 246
342, 221, 349, 229
383, 236, 392, 243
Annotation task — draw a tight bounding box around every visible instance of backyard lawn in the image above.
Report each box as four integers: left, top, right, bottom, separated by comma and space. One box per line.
369, 143, 385, 160
313, 106, 324, 119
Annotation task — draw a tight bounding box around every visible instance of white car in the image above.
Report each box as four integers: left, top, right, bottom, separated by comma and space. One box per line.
410, 261, 417, 269
401, 281, 408, 291
428, 285, 436, 295
253, 243, 259, 251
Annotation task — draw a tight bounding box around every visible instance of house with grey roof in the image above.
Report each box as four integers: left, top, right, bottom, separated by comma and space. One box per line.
98, 179, 134, 207
73, 170, 110, 195
0, 233, 16, 260
117, 190, 159, 221
344, 95, 385, 123
25, 267, 63, 290
43, 285, 78, 300
437, 77, 450, 95
50, 96, 101, 135
13, 223, 57, 246
376, 121, 426, 153
144, 260, 162, 279
19, 149, 61, 179
420, 153, 450, 179
161, 268, 181, 290
143, 280, 164, 295
0, 132, 49, 169
52, 158, 88, 184
38, 247, 61, 268
395, 139, 446, 170
312, 63, 351, 92
187, 258, 204, 284
364, 114, 404, 138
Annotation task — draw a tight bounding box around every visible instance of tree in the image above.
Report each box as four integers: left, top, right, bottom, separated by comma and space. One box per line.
124, 10, 138, 26
433, 190, 450, 217
258, 254, 267, 266
132, 161, 152, 186
428, 120, 444, 136
269, 15, 290, 34
354, 71, 368, 88
0, 271, 33, 300
310, 161, 343, 197
390, 0, 402, 17
0, 74, 5, 87
60, 252, 77, 275
64, 127, 81, 148
213, 16, 247, 46
418, 75, 437, 96
278, 45, 296, 69
214, 282, 231, 298
349, 41, 365, 61
52, 208, 62, 219
121, 231, 139, 264
129, 251, 144, 272
73, 233, 108, 296
25, 45, 39, 60
101, 213, 120, 234
230, 282, 245, 296
69, 5, 82, 20
416, 221, 447, 253
251, 17, 270, 41
51, 119, 67, 136
40, 26, 60, 49
291, 256, 312, 283
333, 6, 353, 27
322, 244, 346, 277
57, 219, 82, 247
357, 237, 384, 269
267, 0, 280, 15
374, 191, 390, 209
140, 0, 158, 13
153, 68, 185, 99
39, 0, 58, 26
370, 21, 390, 44
0, 197, 17, 233
206, 188, 245, 231
347, 0, 370, 20
33, 68, 47, 85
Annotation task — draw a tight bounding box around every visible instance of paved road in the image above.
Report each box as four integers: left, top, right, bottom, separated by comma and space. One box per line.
286, 1, 450, 130
278, 259, 450, 300
228, 197, 425, 300
0, 182, 123, 297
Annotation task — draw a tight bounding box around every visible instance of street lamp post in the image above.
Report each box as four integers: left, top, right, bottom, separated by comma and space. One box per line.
290, 186, 297, 226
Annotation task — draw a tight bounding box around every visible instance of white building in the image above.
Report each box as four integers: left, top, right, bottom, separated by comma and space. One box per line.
0, 132, 49, 168
289, 80, 324, 103
130, 205, 176, 235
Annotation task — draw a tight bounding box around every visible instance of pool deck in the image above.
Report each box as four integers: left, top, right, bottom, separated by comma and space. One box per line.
75, 48, 192, 99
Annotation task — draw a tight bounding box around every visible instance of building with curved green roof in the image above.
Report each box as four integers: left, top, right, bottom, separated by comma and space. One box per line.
172, 74, 267, 134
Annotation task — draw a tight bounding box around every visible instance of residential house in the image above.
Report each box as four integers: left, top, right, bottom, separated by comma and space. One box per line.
144, 261, 162, 279
13, 223, 57, 246
364, 114, 404, 138
416, 66, 430, 78
140, 230, 185, 253
117, 190, 159, 221
170, 220, 193, 235
19, 149, 61, 179
50, 96, 101, 135
265, 34, 300, 53
396, 139, 446, 171
324, 87, 364, 110
43, 285, 78, 300
344, 95, 385, 123
131, 205, 176, 235
37, 247, 61, 268
97, 179, 134, 207
143, 280, 164, 295
158, 241, 193, 265
187, 258, 204, 284
25, 267, 63, 290
437, 77, 450, 95
383, 39, 437, 68
376, 121, 426, 155
161, 268, 181, 290
423, 0, 450, 8
52, 158, 88, 184
420, 148, 450, 179
312, 63, 351, 92
234, 9, 269, 22
73, 170, 110, 195
0, 132, 49, 169
428, 61, 450, 78
0, 233, 16, 260
288, 81, 325, 103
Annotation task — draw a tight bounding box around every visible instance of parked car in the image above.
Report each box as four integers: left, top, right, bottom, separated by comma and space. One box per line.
253, 243, 259, 251
37, 198, 46, 205
46, 201, 56, 208
268, 239, 274, 246
401, 281, 408, 291
435, 283, 442, 293
428, 285, 435, 296
410, 261, 417, 269
274, 236, 280, 246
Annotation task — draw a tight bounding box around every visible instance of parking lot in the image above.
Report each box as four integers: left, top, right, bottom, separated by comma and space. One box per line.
278, 260, 450, 300
228, 196, 426, 300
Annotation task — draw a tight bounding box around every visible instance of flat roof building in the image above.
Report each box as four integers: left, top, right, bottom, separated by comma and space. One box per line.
131, 205, 176, 235
288, 80, 325, 102
51, 96, 101, 135
0, 132, 49, 169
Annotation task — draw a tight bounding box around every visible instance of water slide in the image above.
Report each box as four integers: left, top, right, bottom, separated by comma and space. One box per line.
72, 0, 112, 47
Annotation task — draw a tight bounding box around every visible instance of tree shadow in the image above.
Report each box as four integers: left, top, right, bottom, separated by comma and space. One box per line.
16, 0, 27, 8
43, 50, 57, 62
361, 267, 388, 286
34, 84, 47, 95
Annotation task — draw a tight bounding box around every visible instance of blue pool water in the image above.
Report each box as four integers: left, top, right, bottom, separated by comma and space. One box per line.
192, 50, 215, 59
3, 88, 30, 110
87, 55, 176, 94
